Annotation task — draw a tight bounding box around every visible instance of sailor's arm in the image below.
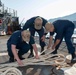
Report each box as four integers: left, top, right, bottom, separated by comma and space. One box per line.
32, 44, 39, 59
47, 36, 53, 49
11, 45, 23, 66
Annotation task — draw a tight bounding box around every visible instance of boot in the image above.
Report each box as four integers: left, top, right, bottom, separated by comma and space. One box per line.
71, 53, 76, 63
19, 55, 25, 60
18, 52, 25, 60
51, 50, 57, 54
9, 57, 14, 62
72, 53, 76, 59
41, 47, 45, 55
28, 53, 34, 58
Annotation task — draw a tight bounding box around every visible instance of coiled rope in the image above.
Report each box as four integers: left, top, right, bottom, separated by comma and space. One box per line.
0, 67, 22, 75
0, 46, 70, 75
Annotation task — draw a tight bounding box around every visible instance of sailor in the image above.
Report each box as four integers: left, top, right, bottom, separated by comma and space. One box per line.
45, 20, 76, 60
7, 30, 39, 66
23, 16, 48, 58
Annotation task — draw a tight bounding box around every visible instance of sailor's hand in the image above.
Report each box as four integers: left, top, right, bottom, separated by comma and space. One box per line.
35, 55, 39, 59
52, 45, 55, 50
17, 59, 24, 66
41, 35, 45, 41
47, 45, 51, 49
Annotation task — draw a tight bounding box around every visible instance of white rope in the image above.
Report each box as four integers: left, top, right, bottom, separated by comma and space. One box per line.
0, 67, 22, 75
0, 46, 69, 75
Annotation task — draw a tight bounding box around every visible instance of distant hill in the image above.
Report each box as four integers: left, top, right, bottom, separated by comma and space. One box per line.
49, 13, 76, 27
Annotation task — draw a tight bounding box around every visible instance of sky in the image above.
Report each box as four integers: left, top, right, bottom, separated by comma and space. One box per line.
2, 0, 76, 23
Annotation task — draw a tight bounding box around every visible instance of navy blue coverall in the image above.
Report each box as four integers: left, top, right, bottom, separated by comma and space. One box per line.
7, 30, 35, 58
23, 16, 47, 53
50, 20, 75, 57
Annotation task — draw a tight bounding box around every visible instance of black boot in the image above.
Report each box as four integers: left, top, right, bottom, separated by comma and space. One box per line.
9, 57, 14, 62
19, 55, 25, 60
71, 53, 76, 63
72, 53, 76, 59
28, 53, 34, 58
41, 47, 45, 55
18, 52, 25, 60
51, 50, 57, 54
